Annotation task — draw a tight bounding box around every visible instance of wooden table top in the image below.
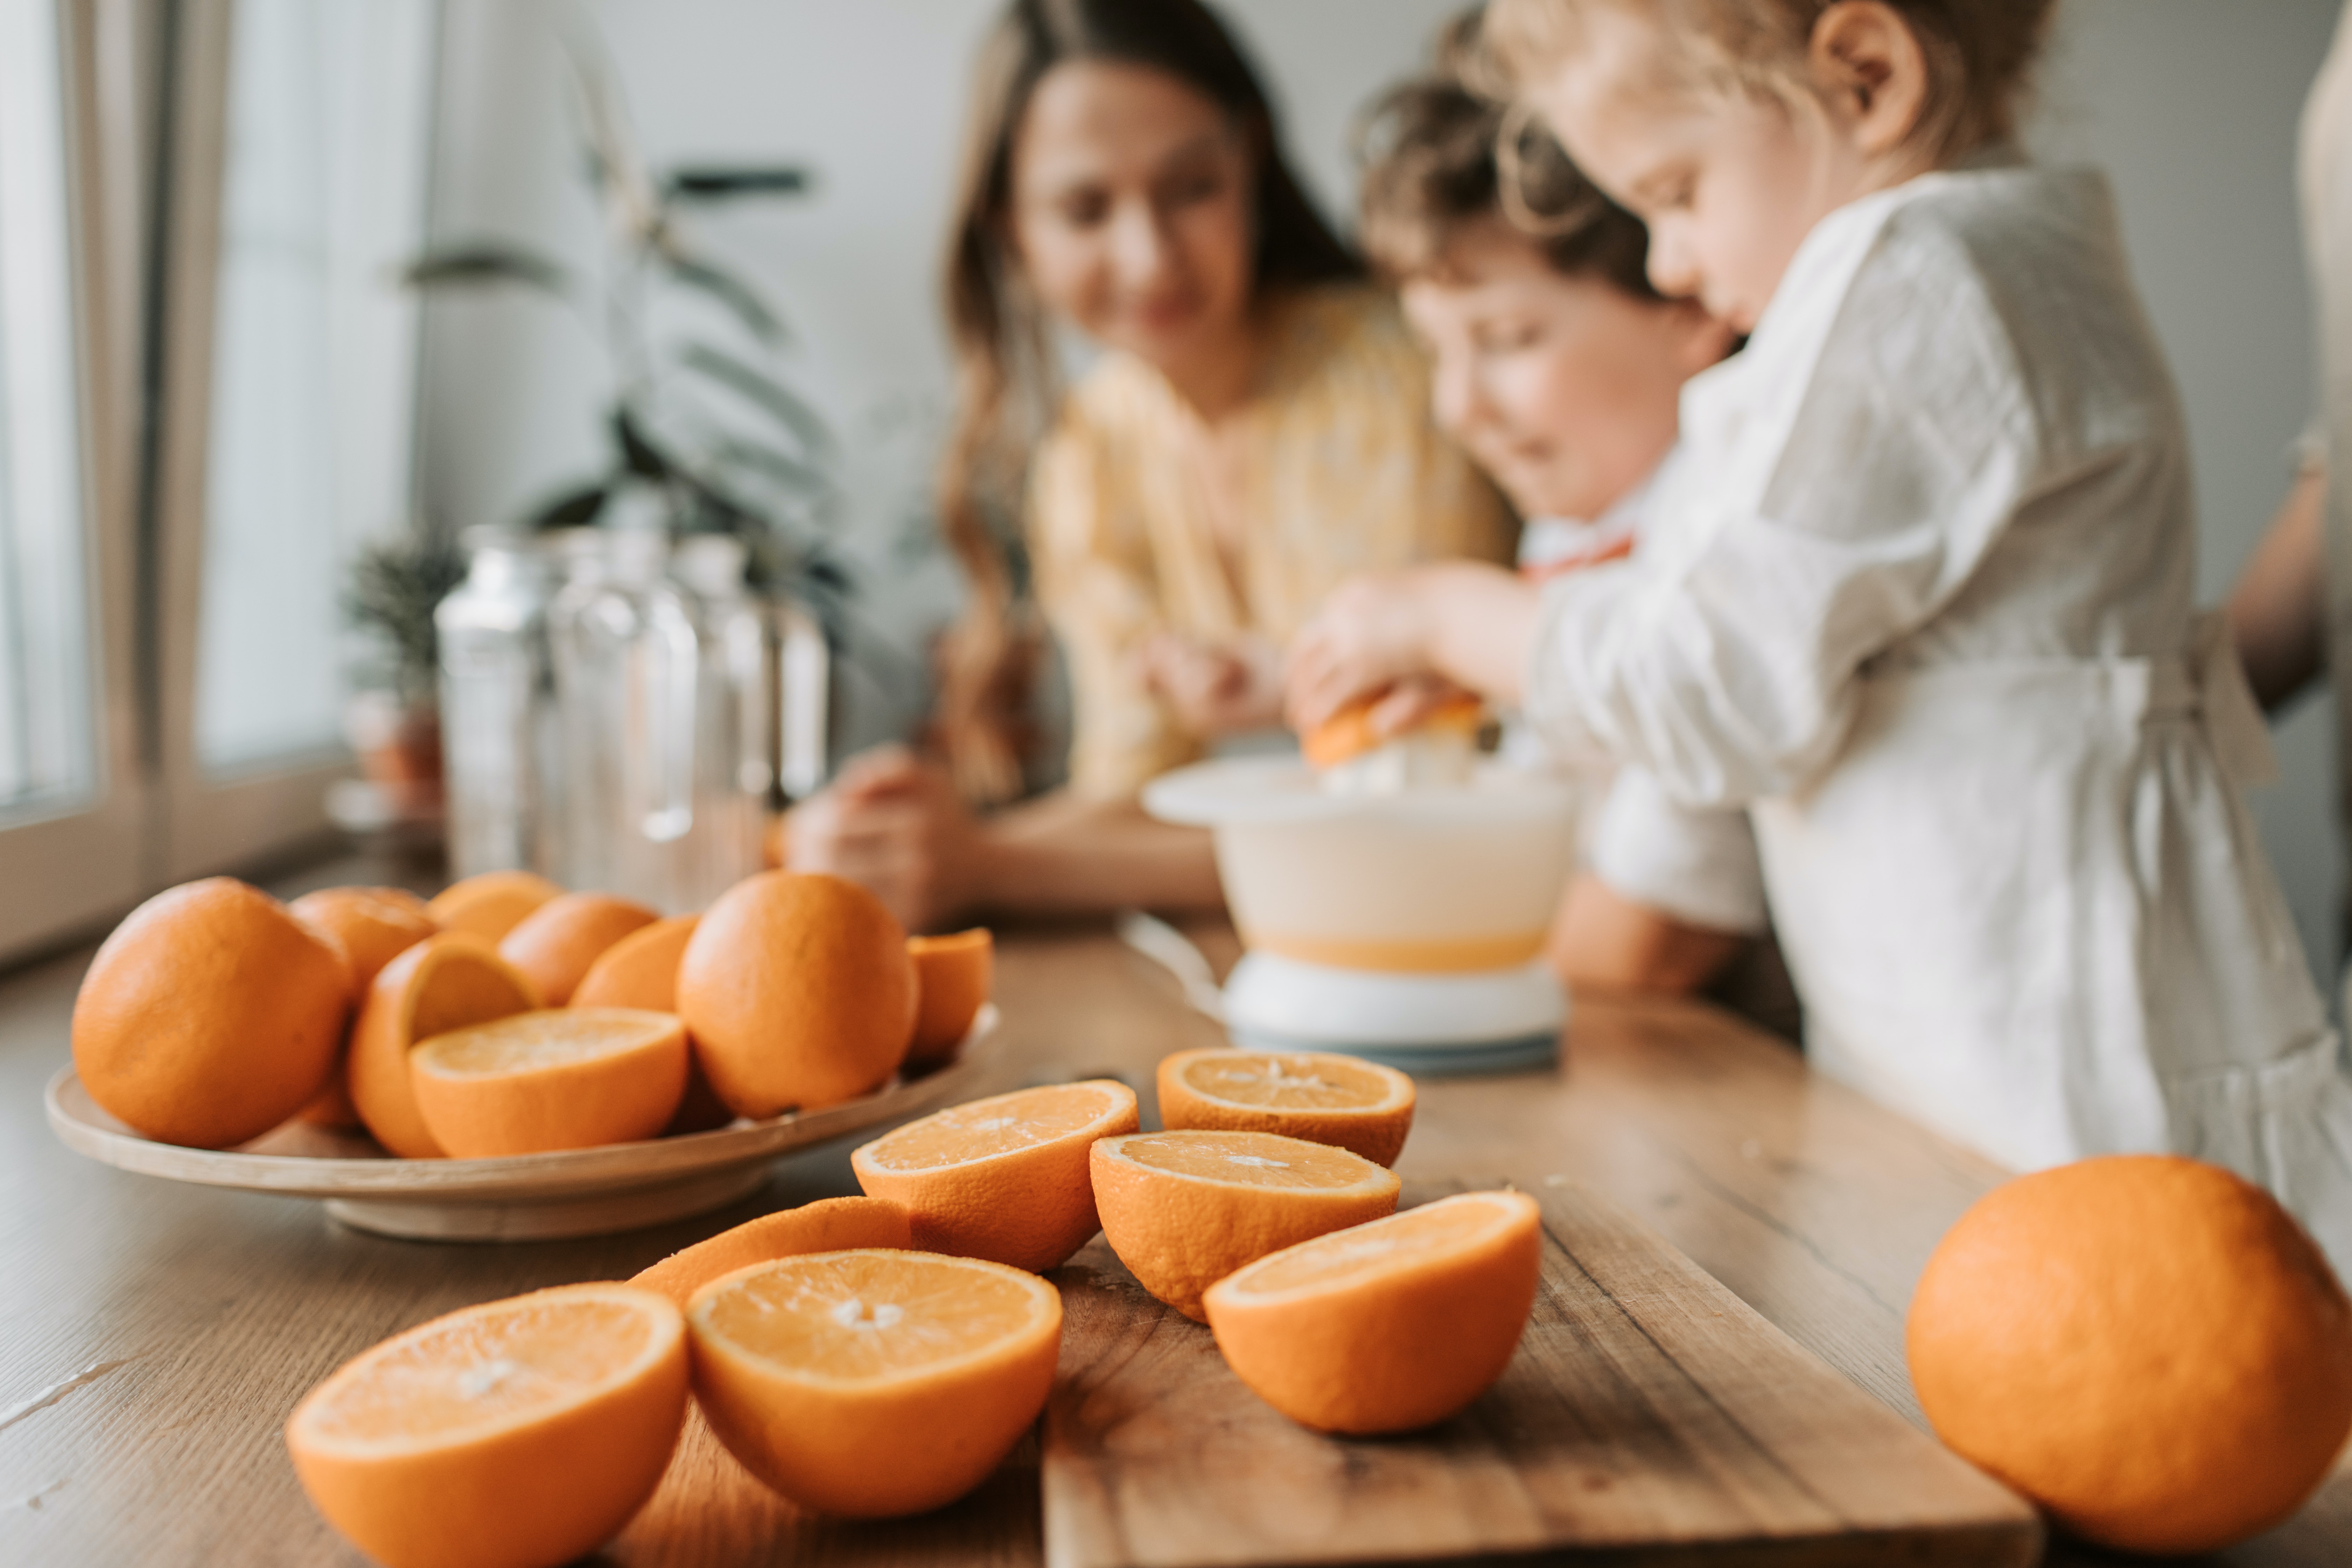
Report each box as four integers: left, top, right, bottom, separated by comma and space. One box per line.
3, 885, 2349, 1566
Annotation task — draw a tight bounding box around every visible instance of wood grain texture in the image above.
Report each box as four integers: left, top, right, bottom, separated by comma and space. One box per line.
2, 862, 2349, 1565
1042, 1181, 2039, 1568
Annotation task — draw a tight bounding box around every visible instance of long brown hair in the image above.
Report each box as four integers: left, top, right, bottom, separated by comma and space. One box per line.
933, 0, 1362, 804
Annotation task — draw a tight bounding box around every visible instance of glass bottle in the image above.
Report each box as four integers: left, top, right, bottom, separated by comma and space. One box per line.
770, 591, 831, 805
434, 528, 557, 878
670, 533, 766, 904
549, 493, 706, 908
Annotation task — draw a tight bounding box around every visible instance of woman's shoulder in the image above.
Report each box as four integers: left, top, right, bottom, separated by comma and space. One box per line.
1050, 282, 1424, 442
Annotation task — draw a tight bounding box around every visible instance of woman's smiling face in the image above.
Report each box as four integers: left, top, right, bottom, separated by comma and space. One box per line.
1008, 59, 1256, 376
1400, 219, 1729, 522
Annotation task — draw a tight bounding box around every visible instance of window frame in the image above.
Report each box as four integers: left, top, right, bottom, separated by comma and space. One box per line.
0, 0, 150, 964
148, 0, 350, 884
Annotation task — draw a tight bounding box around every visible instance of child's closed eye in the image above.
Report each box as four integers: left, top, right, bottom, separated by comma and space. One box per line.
1473, 318, 1547, 354
1629, 164, 1698, 214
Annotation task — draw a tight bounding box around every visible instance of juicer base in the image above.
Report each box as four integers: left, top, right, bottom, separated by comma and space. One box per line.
1220, 952, 1566, 1077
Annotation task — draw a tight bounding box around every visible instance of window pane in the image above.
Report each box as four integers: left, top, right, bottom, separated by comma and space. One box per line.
194, 0, 435, 770
0, 0, 96, 818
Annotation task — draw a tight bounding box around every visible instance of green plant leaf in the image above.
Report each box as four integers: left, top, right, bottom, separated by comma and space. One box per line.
402, 244, 573, 298
663, 253, 788, 346
522, 481, 610, 532
712, 435, 829, 493
611, 405, 674, 481
678, 341, 830, 457
663, 164, 811, 201
341, 534, 470, 699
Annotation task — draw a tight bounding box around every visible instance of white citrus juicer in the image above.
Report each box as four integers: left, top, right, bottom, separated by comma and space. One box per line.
1141, 756, 1577, 1073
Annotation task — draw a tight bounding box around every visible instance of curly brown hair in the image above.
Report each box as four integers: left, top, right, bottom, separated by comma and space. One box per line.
1485, 0, 2054, 164
1356, 64, 1656, 299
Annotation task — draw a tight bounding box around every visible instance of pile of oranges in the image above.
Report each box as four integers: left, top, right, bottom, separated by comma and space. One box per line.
69, 869, 994, 1161
280, 1044, 1546, 1567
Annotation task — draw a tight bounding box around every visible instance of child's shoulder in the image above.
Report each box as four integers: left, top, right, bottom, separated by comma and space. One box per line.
1814, 164, 2169, 419
1877, 164, 2124, 288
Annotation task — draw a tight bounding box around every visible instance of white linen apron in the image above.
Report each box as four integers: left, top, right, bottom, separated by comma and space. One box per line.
1524, 162, 2352, 1270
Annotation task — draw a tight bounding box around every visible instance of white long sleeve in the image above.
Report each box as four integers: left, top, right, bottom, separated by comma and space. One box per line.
1522, 169, 2182, 808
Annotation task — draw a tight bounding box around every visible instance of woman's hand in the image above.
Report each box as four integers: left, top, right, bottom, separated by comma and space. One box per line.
783, 745, 989, 932
1142, 631, 1286, 737
1286, 562, 1541, 732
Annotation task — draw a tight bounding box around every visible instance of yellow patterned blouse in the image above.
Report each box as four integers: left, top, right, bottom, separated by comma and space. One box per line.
1029, 284, 1513, 798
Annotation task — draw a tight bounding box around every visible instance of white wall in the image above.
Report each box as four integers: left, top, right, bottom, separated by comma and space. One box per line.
2030, 0, 2343, 977
418, 0, 2349, 978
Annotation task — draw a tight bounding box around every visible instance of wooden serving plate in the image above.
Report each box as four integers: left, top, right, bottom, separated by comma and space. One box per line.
1044, 1176, 2040, 1568
43, 1007, 994, 1242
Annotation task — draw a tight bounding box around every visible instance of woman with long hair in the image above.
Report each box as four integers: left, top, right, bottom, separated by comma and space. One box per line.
787, 0, 1511, 930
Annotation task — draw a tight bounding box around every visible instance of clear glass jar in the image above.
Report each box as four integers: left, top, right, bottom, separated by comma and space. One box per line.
769, 592, 831, 805
434, 528, 557, 878
670, 534, 767, 903
550, 498, 695, 906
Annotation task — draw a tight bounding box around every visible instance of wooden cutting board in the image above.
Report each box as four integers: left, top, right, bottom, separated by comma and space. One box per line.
1042, 1180, 2042, 1568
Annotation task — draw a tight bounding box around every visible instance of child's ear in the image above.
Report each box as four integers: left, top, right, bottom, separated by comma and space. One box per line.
1808, 1, 1931, 158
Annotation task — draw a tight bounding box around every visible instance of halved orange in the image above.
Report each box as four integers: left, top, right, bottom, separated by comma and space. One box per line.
851, 1080, 1138, 1272
1157, 1048, 1416, 1166
348, 935, 541, 1158
632, 1197, 913, 1308
1091, 1129, 1401, 1320
570, 914, 732, 1135
410, 1009, 688, 1157
426, 870, 564, 944
687, 1250, 1061, 1518
497, 891, 660, 1007
1204, 1190, 1542, 1433
1300, 690, 1484, 770
286, 1282, 688, 1568
905, 928, 993, 1065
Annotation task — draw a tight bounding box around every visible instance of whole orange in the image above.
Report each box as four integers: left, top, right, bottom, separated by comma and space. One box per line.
72, 878, 352, 1149
496, 891, 659, 1007
426, 870, 562, 944
1907, 1155, 2352, 1554
676, 873, 917, 1117
288, 887, 440, 1129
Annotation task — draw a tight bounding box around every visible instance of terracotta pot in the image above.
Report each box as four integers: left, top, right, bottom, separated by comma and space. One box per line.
345, 691, 446, 813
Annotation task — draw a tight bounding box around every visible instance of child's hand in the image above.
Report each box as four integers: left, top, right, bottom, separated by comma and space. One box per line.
1142, 631, 1286, 738
1288, 562, 1542, 734
1285, 569, 1447, 732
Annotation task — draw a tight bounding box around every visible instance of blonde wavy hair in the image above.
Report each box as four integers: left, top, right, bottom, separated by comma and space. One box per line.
1483, 0, 2054, 164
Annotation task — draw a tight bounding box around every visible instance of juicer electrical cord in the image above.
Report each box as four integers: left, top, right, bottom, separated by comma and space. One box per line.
1114, 910, 1227, 1023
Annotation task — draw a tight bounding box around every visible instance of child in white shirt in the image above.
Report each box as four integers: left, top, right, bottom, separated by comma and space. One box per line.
1290, 0, 2352, 1266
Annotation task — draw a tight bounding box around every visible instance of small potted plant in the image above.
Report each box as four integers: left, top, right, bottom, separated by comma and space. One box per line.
341, 532, 468, 819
